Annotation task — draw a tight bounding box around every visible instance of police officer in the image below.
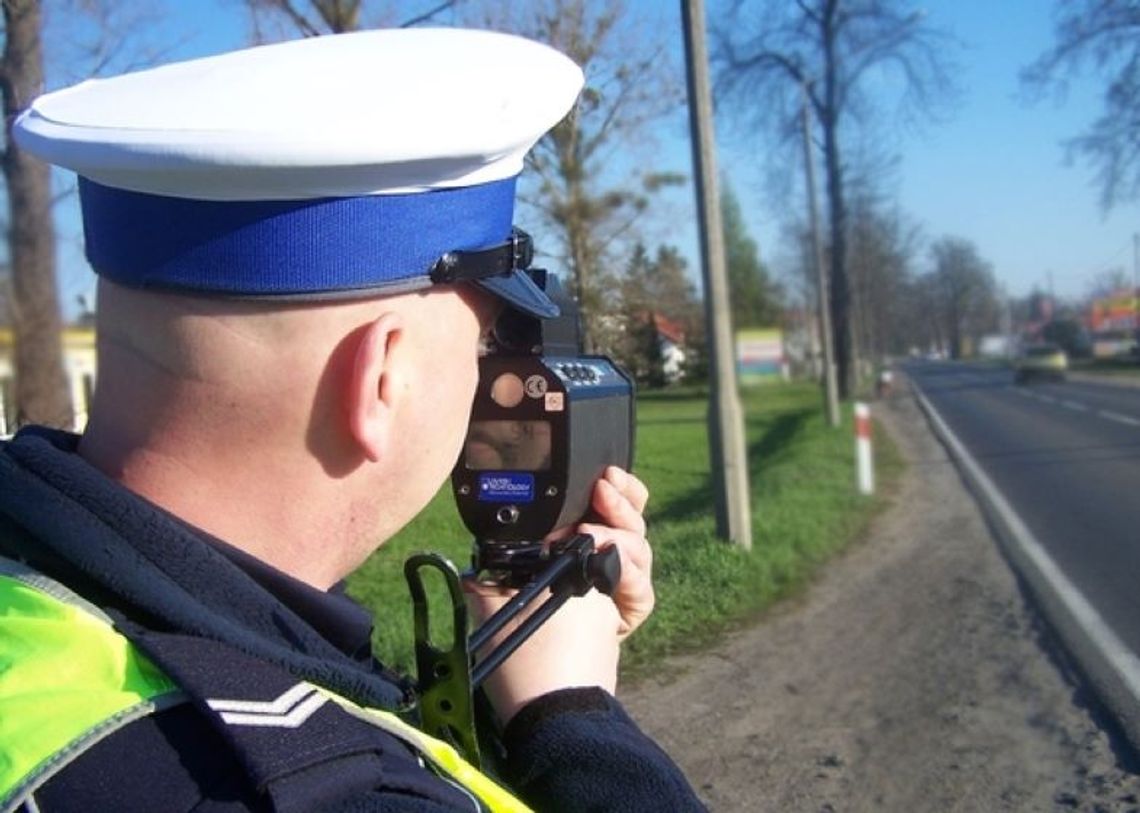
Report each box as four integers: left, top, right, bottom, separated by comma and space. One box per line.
0, 28, 705, 812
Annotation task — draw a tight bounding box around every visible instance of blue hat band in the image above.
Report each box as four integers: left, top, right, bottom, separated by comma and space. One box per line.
79, 176, 517, 297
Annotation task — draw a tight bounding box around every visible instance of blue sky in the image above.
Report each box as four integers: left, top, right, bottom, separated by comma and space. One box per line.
891, 2, 1138, 301
45, 1, 1139, 315
689, 1, 1140, 304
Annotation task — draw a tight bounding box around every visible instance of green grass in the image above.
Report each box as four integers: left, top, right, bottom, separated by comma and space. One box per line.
347, 382, 904, 680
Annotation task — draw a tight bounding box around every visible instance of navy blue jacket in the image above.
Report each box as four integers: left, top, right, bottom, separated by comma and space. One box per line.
0, 428, 705, 811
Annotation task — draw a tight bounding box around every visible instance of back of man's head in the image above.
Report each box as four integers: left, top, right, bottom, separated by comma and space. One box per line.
14, 29, 583, 583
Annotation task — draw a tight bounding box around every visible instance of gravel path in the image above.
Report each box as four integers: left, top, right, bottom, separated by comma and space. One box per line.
622, 377, 1140, 812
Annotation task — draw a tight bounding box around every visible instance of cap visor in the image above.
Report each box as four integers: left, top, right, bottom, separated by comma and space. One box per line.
477, 270, 560, 319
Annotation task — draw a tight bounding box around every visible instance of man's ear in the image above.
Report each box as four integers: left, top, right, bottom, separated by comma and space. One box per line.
348, 311, 405, 463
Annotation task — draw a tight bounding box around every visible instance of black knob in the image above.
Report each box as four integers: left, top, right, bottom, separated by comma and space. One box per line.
586, 546, 621, 596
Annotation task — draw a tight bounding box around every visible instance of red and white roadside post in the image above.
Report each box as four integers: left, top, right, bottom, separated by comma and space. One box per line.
854, 402, 874, 495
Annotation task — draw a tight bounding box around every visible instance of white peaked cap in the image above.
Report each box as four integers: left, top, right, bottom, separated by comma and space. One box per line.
17, 28, 584, 200
13, 28, 584, 314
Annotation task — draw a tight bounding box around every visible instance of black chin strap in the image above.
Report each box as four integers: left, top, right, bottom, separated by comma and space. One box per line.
430, 228, 533, 284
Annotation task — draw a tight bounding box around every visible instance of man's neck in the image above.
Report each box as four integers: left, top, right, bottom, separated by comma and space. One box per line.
78, 424, 373, 590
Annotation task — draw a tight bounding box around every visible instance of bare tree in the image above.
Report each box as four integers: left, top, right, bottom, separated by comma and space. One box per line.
0, 261, 11, 325
0, 0, 190, 430
1024, 0, 1140, 210
928, 236, 999, 359
846, 189, 920, 359
240, 0, 460, 41
782, 195, 924, 362
466, 0, 683, 353
714, 0, 956, 397
45, 1, 179, 82
242, 1, 682, 354
248, 0, 363, 34
247, 1, 669, 350
2, 0, 71, 429
1085, 265, 1132, 299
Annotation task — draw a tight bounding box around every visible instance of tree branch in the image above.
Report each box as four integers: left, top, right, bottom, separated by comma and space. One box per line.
400, 1, 458, 28
260, 0, 324, 36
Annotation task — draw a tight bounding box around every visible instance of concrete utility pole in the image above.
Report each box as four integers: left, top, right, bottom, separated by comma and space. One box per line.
681, 0, 752, 549
800, 82, 840, 428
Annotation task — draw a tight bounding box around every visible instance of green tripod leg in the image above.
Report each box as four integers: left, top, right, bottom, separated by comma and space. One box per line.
404, 535, 621, 768
404, 553, 481, 767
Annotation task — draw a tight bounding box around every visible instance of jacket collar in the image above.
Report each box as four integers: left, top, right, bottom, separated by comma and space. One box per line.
0, 427, 413, 711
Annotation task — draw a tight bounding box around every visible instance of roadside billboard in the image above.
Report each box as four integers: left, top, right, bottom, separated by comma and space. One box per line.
1088, 289, 1137, 333
736, 328, 787, 386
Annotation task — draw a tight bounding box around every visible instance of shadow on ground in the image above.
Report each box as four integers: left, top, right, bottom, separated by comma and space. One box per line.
649, 408, 813, 526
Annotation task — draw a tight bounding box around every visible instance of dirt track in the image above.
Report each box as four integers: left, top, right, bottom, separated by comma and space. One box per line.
623, 376, 1140, 812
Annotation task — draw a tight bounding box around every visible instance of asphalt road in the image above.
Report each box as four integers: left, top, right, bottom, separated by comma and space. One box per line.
906, 361, 1140, 660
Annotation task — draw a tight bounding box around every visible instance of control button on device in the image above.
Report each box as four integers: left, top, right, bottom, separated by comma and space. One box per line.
496, 505, 521, 525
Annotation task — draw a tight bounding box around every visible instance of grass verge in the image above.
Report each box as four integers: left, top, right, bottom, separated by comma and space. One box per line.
347, 382, 904, 678
1070, 357, 1140, 377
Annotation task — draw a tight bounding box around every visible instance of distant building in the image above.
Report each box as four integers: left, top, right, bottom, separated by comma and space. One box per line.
1086, 288, 1137, 358
1087, 288, 1138, 333
649, 312, 687, 385
978, 334, 1014, 359
0, 324, 96, 435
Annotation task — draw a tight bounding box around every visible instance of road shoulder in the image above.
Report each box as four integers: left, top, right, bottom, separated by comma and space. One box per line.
622, 377, 1140, 812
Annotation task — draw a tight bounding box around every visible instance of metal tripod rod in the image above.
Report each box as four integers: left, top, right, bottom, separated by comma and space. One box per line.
470, 589, 574, 689
468, 550, 578, 654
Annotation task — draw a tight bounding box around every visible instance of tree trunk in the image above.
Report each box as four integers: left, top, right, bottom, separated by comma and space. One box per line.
2, 0, 71, 429
567, 208, 596, 353
824, 140, 854, 397
948, 283, 963, 360
557, 115, 597, 355
821, 3, 855, 399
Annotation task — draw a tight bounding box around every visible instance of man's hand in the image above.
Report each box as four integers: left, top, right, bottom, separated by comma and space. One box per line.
464, 466, 653, 725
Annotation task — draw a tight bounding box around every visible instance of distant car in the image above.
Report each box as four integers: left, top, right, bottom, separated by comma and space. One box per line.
1013, 343, 1067, 383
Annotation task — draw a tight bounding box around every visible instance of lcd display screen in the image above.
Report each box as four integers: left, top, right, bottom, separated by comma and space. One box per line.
464, 420, 552, 471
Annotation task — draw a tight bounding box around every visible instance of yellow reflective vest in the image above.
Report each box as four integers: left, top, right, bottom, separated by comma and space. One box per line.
0, 559, 531, 813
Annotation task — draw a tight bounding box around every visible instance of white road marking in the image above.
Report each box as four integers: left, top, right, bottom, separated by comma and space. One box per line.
1059, 399, 1089, 412
1098, 410, 1140, 427
1011, 389, 1140, 427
